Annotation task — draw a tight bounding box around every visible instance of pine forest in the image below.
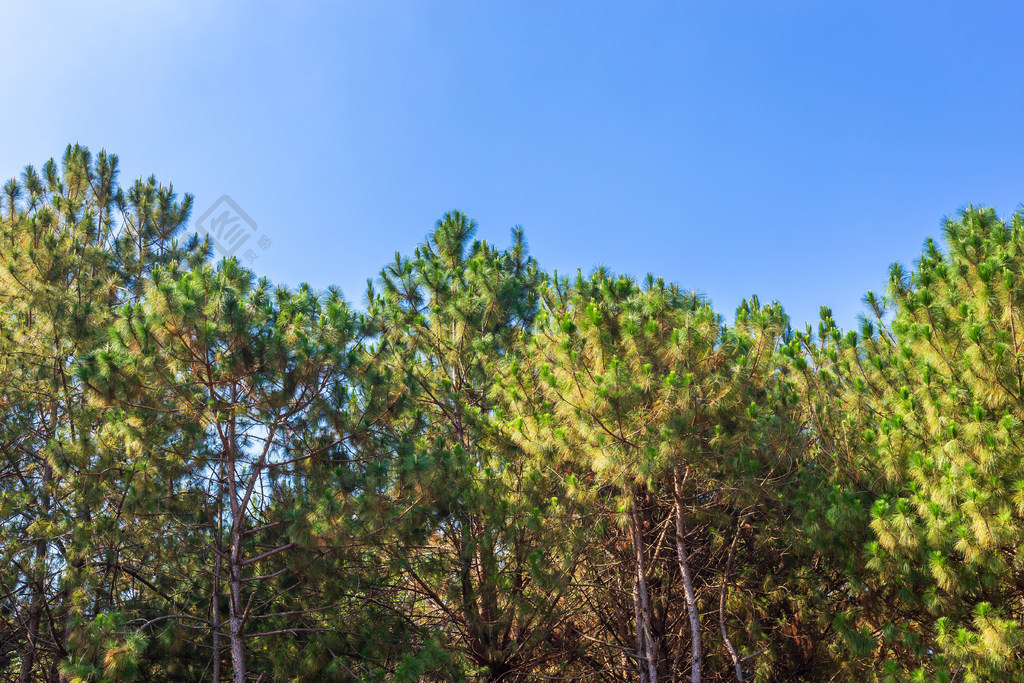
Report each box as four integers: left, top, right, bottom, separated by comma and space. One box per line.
4, 146, 1024, 682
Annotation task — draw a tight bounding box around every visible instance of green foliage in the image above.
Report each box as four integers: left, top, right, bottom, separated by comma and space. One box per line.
359, 213, 587, 680
799, 207, 1024, 681
4, 146, 1024, 681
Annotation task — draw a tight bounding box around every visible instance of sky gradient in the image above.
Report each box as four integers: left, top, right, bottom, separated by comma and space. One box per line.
2, 1, 1022, 329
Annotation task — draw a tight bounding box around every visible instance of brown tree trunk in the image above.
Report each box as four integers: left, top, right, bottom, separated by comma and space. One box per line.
633, 581, 649, 683
672, 466, 702, 683
19, 464, 52, 683
720, 514, 749, 682
212, 538, 224, 683
630, 493, 659, 683
18, 581, 43, 683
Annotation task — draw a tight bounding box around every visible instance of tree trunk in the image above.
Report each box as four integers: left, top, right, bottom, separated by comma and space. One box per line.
19, 464, 52, 683
630, 493, 659, 683
633, 581, 649, 683
225, 413, 247, 683
228, 550, 246, 683
672, 466, 702, 683
19, 581, 43, 683
720, 514, 749, 682
212, 549, 223, 683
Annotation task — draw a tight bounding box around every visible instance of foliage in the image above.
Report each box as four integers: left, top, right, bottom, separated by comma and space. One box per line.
3, 146, 1024, 682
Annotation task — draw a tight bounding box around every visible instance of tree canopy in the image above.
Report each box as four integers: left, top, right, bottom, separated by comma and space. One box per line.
2, 147, 1023, 682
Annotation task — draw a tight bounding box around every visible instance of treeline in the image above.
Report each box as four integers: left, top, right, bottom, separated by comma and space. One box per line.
1, 146, 1023, 682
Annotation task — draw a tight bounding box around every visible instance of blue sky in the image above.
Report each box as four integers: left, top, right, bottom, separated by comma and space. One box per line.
2, 1, 1022, 329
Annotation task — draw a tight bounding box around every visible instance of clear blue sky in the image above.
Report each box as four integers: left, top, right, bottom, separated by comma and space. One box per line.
2, 1, 1022, 329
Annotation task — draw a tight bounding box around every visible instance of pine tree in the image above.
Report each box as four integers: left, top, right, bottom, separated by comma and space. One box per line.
805, 207, 1024, 681
0, 145, 198, 681
82, 258, 365, 681
8, 144, 1024, 682
508, 270, 806, 682
365, 213, 585, 680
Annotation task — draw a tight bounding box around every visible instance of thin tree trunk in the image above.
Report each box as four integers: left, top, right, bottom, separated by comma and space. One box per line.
672, 466, 702, 683
633, 581, 649, 683
225, 411, 247, 683
19, 463, 52, 683
19, 567, 44, 683
212, 601, 222, 682
212, 523, 224, 683
720, 514, 749, 683
630, 494, 659, 683
228, 549, 245, 683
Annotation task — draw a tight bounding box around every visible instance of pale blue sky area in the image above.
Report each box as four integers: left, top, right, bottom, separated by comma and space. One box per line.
2, 2, 1022, 329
